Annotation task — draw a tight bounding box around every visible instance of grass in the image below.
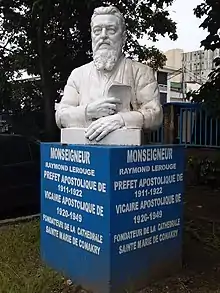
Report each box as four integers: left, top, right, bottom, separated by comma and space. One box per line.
0, 219, 75, 293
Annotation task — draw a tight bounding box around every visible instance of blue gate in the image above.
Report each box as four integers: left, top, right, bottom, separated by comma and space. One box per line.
150, 103, 220, 148
179, 107, 220, 148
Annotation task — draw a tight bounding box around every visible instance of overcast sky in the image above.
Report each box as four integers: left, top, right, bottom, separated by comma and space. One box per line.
140, 0, 207, 53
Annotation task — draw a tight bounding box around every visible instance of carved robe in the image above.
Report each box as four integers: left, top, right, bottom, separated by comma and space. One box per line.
55, 55, 163, 130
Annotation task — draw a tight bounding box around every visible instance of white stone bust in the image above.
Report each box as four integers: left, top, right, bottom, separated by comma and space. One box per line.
55, 6, 163, 142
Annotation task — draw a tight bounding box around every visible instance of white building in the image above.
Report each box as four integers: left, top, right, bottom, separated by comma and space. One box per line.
157, 66, 187, 104
12, 70, 40, 82
183, 49, 220, 83
165, 49, 183, 83
165, 48, 220, 84
163, 48, 220, 101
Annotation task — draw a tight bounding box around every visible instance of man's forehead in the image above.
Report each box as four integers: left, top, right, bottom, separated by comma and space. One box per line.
92, 14, 120, 27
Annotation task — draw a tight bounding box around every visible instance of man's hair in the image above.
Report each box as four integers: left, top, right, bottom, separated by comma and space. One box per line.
91, 6, 126, 32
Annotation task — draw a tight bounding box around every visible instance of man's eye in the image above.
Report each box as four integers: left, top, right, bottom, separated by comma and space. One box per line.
94, 29, 101, 35
108, 28, 116, 34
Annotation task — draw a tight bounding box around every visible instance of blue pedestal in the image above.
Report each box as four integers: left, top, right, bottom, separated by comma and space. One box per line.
40, 143, 185, 293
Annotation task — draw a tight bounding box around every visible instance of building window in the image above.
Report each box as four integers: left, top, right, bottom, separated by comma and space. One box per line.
157, 72, 167, 86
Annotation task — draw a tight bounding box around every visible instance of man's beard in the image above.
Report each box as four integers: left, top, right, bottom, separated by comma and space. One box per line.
93, 48, 121, 71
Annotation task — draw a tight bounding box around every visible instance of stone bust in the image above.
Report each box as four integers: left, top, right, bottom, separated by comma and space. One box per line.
55, 6, 163, 142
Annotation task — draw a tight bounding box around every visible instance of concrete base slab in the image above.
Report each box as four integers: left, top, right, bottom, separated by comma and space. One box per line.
61, 127, 143, 146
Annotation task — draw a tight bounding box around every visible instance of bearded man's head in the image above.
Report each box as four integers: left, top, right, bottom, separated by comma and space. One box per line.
91, 6, 126, 71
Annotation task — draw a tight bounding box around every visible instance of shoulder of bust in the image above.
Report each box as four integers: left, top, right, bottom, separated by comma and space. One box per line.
71, 61, 93, 74
129, 59, 154, 74
67, 61, 93, 84
124, 58, 156, 86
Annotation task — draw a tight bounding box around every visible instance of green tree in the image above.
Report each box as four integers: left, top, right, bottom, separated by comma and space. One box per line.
189, 0, 220, 116
0, 0, 178, 140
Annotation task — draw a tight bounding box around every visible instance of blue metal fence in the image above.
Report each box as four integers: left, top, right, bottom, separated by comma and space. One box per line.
150, 126, 164, 144
150, 103, 220, 148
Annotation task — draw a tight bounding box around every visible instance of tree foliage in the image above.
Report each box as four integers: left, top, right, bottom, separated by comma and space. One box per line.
189, 0, 220, 116
0, 0, 177, 139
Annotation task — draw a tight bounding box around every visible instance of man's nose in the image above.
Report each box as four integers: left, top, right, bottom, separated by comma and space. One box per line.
100, 28, 107, 38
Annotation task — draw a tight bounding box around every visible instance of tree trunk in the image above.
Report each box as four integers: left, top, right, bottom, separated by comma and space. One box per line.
37, 11, 57, 142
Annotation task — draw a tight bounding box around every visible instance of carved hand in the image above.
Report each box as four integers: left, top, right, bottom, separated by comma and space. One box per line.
86, 97, 121, 120
85, 114, 125, 141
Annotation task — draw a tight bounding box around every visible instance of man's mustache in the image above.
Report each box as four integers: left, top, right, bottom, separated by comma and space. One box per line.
94, 39, 111, 52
